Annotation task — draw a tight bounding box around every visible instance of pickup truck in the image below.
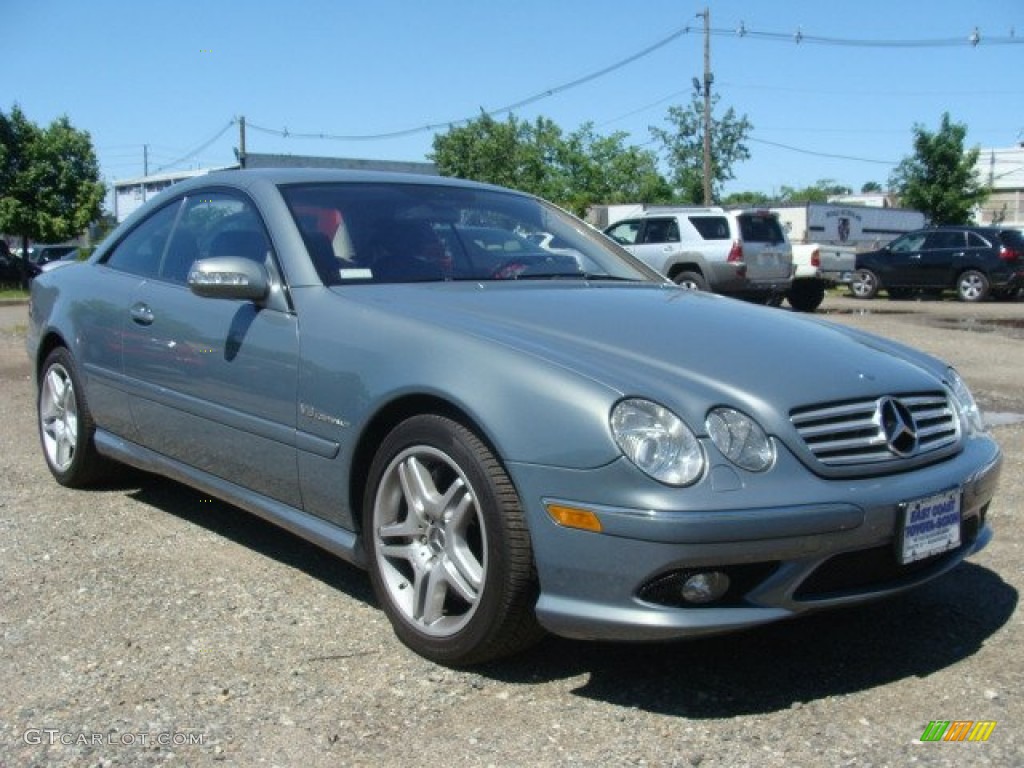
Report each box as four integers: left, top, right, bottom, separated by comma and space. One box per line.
787, 243, 856, 311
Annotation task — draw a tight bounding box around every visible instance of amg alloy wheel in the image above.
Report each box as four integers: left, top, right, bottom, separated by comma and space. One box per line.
364, 415, 541, 665
38, 347, 111, 487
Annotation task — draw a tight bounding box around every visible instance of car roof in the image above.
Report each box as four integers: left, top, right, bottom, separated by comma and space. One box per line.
181, 167, 519, 195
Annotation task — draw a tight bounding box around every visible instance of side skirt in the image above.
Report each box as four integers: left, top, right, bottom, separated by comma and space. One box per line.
94, 429, 366, 569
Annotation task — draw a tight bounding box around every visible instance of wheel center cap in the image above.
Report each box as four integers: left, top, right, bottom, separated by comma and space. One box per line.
426, 525, 446, 554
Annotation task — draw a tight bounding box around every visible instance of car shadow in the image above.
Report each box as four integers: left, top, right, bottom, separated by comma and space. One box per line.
480, 563, 1016, 717
121, 472, 377, 606
112, 472, 1015, 717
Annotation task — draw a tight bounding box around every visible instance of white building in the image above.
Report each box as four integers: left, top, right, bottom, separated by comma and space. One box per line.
111, 153, 438, 223
112, 168, 216, 222
975, 145, 1024, 228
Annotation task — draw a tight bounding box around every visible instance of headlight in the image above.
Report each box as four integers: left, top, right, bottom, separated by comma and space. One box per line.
610, 399, 704, 486
946, 367, 985, 434
706, 407, 775, 472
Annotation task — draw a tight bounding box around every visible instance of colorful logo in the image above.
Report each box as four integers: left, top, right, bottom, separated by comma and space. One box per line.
920, 720, 996, 742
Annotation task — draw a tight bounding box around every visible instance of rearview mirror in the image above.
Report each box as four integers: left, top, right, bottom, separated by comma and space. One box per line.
187, 257, 269, 301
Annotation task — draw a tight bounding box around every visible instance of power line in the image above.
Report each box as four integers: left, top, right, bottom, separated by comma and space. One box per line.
152, 120, 236, 173
113, 19, 1022, 177
721, 24, 1022, 47
748, 136, 898, 165
246, 24, 695, 142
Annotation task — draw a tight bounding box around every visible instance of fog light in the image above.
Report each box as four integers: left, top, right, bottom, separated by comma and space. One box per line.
681, 571, 730, 604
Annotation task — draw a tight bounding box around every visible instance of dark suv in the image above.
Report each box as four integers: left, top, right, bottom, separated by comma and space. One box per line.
852, 226, 1024, 302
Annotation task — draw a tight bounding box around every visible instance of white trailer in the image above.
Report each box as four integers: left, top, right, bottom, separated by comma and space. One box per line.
771, 202, 926, 250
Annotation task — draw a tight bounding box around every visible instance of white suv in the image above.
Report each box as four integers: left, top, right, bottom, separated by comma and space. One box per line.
604, 207, 793, 302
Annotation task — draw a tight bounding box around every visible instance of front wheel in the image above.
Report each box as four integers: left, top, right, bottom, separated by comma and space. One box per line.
850, 269, 880, 299
363, 415, 542, 665
957, 270, 990, 302
37, 347, 112, 487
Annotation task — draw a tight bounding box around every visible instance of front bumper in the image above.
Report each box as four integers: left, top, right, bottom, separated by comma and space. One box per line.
508, 434, 1001, 642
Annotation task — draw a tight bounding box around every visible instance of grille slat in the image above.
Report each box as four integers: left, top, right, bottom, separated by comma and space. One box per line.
791, 392, 959, 469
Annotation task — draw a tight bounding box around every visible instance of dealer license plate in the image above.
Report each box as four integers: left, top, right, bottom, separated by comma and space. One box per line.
899, 488, 961, 564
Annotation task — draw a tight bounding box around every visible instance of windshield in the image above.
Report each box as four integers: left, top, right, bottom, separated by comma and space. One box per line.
280, 182, 660, 285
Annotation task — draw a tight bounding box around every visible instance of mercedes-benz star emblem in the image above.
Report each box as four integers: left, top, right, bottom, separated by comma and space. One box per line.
877, 396, 918, 456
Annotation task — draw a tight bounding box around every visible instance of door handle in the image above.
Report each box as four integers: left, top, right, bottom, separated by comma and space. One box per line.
130, 302, 154, 326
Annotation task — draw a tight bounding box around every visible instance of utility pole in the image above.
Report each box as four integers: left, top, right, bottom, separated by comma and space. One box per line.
238, 115, 247, 169
698, 6, 713, 205
143, 144, 149, 177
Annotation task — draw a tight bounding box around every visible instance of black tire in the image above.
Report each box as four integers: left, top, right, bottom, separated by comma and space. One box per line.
850, 269, 880, 299
673, 270, 707, 291
37, 347, 113, 487
786, 280, 826, 312
363, 414, 542, 665
957, 270, 990, 302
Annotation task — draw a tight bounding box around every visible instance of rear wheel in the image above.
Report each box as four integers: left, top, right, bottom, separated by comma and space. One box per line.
850, 269, 879, 299
786, 280, 826, 312
957, 270, 990, 302
37, 347, 112, 487
363, 414, 542, 665
673, 270, 707, 291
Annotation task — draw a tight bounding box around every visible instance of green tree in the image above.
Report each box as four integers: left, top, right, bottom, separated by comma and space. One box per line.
721, 189, 772, 206
556, 124, 671, 215
861, 181, 883, 193
0, 105, 104, 282
430, 113, 670, 216
649, 93, 752, 204
430, 112, 560, 195
778, 178, 852, 203
888, 113, 985, 225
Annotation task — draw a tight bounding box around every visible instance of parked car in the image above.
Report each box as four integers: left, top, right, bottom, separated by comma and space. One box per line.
852, 226, 1024, 302
603, 206, 793, 303
0, 241, 20, 284
38, 247, 82, 274
27, 169, 1001, 665
29, 244, 79, 266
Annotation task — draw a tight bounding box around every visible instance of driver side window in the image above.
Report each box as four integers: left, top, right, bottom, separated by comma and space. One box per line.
890, 233, 927, 253
164, 191, 273, 283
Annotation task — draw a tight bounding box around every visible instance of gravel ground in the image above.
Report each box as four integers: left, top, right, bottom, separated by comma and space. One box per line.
0, 295, 1021, 768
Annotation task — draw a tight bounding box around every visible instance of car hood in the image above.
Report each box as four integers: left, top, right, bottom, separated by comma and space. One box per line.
340, 282, 949, 435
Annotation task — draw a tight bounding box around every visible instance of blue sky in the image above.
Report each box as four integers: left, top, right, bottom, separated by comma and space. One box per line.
3, 0, 1022, 203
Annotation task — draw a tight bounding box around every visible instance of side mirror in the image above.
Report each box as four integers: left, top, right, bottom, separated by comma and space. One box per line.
187, 257, 269, 301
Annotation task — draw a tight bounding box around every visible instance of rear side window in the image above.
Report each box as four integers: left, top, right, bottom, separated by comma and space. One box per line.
737, 213, 785, 243
967, 232, 990, 248
924, 231, 966, 249
641, 218, 680, 244
688, 216, 730, 240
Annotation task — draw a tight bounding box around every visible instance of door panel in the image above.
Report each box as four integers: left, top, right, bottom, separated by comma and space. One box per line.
123, 280, 301, 506
118, 189, 302, 507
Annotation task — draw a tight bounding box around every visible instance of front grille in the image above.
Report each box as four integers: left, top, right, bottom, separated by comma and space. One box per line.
790, 392, 958, 468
